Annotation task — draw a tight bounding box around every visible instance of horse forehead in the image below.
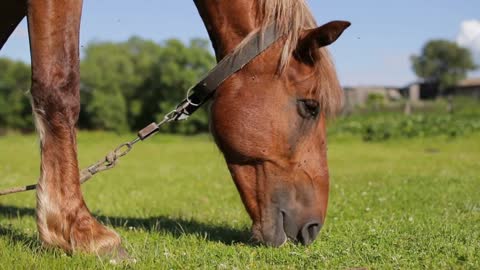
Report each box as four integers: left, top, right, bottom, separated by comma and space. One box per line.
252, 49, 320, 91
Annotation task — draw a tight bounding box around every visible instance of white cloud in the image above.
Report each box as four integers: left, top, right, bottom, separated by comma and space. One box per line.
457, 20, 480, 61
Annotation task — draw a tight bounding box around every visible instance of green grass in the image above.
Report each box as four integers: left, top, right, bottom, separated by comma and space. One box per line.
0, 131, 479, 269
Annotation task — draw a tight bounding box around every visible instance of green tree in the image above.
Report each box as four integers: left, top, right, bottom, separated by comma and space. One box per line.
0, 58, 32, 133
79, 37, 215, 134
80, 37, 162, 132
135, 38, 215, 134
411, 40, 477, 90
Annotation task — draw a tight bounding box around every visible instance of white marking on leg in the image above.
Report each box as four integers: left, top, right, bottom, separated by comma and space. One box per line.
33, 108, 62, 246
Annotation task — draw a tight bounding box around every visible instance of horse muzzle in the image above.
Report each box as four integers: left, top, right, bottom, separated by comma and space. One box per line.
257, 207, 323, 247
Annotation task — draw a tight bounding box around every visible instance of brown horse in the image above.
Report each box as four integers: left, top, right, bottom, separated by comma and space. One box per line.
0, 0, 349, 258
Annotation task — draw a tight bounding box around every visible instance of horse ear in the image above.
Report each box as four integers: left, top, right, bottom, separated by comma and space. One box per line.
296, 20, 351, 59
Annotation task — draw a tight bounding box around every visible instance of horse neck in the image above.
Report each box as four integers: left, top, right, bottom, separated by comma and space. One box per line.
194, 0, 259, 61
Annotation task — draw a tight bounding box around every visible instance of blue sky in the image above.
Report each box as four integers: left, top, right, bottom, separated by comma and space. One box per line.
1, 0, 479, 86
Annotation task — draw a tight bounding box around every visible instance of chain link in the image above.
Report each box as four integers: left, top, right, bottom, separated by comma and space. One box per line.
79, 108, 179, 185
80, 139, 136, 184
185, 86, 201, 107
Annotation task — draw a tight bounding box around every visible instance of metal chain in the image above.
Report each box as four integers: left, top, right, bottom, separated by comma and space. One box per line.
0, 109, 181, 196
78, 140, 135, 185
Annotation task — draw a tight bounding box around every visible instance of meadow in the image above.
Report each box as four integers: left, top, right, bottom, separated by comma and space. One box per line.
0, 128, 479, 269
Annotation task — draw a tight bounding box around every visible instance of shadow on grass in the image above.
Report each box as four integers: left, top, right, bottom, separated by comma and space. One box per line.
0, 205, 252, 246
0, 225, 41, 251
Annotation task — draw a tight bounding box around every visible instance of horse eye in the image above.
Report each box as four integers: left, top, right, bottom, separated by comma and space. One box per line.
297, 99, 320, 119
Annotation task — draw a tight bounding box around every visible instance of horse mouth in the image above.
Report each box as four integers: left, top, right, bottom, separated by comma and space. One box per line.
260, 209, 323, 247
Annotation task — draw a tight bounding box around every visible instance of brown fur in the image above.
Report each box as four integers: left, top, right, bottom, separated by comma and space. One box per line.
196, 0, 348, 246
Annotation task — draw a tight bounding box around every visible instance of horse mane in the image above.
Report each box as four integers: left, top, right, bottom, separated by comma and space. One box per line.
255, 0, 343, 116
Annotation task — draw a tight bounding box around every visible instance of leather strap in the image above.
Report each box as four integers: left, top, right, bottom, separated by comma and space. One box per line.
135, 24, 282, 141
173, 23, 281, 120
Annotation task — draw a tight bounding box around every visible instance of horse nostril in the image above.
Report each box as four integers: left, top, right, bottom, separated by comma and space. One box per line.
298, 221, 322, 245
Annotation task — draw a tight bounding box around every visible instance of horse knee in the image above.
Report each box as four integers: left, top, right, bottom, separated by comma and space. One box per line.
30, 68, 80, 126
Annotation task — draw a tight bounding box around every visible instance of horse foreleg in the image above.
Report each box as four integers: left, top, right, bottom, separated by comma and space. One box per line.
27, 0, 127, 258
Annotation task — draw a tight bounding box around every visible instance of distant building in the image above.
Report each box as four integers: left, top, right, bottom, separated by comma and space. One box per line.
402, 78, 480, 101
342, 77, 480, 111
400, 80, 439, 101
453, 78, 480, 98
343, 86, 401, 107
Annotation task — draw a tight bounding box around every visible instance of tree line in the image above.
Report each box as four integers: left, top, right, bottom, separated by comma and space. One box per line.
0, 37, 215, 134
1, 37, 477, 134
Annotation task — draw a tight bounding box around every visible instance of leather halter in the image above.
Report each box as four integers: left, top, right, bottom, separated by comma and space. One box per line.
175, 23, 281, 120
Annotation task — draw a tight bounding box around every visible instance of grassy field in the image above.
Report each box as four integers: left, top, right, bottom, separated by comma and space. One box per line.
0, 131, 479, 269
